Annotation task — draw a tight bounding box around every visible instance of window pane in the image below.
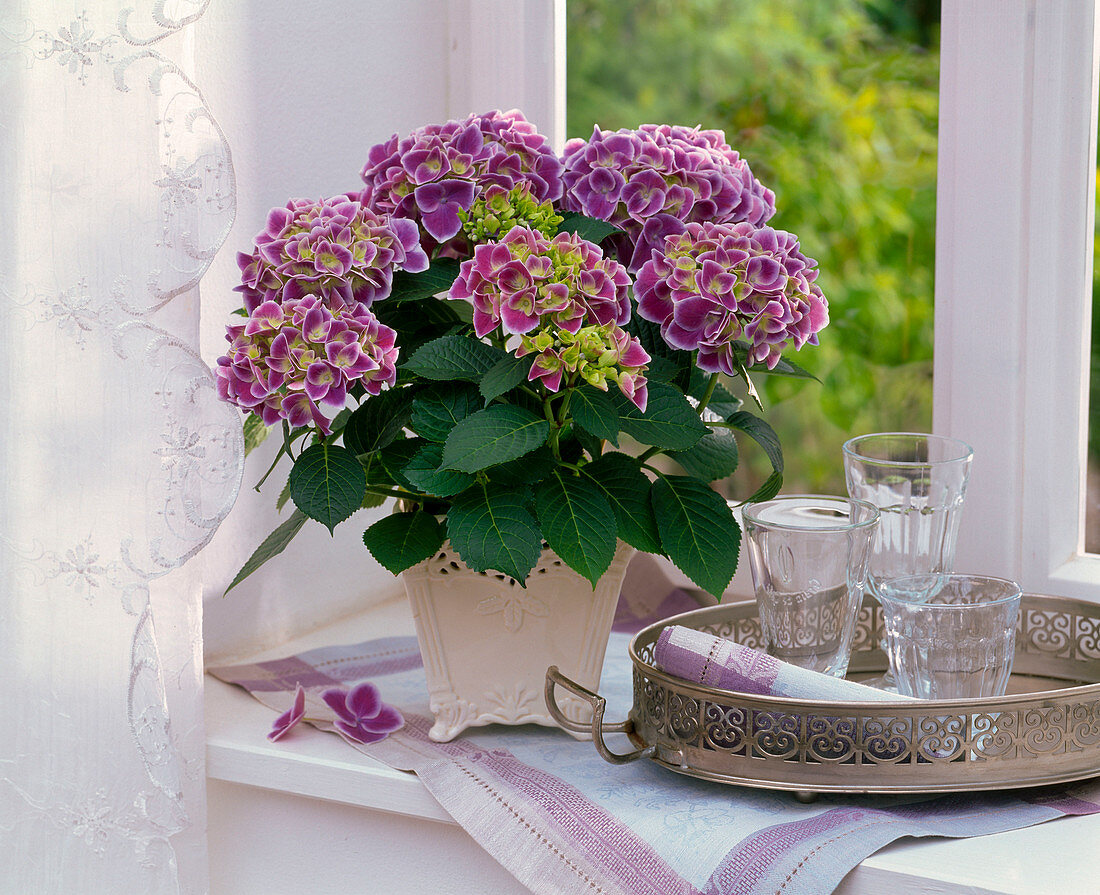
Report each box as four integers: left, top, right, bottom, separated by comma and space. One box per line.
567, 0, 939, 496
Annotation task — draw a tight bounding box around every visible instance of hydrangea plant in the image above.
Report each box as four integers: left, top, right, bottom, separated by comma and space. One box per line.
221, 111, 827, 598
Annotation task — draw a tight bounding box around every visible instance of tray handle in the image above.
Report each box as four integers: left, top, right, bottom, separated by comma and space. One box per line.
544, 666, 656, 765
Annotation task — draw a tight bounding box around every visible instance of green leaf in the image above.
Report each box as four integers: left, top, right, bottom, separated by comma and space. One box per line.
404, 334, 507, 382
289, 444, 367, 533
410, 382, 482, 443
708, 398, 743, 419
479, 354, 533, 402
362, 512, 446, 575
747, 469, 784, 503
276, 477, 292, 512
441, 404, 549, 473
224, 509, 308, 594
725, 410, 784, 473
763, 357, 818, 380
642, 356, 681, 383
572, 427, 605, 462
672, 429, 739, 481
361, 490, 388, 509
326, 407, 353, 436
611, 380, 708, 450
569, 385, 620, 446
446, 483, 542, 581
486, 446, 558, 488
243, 414, 271, 457
732, 341, 820, 381
361, 450, 396, 487
402, 442, 475, 497
388, 258, 462, 303
376, 437, 425, 489
373, 297, 463, 359
732, 360, 765, 412
555, 211, 623, 244
651, 476, 740, 597
343, 388, 415, 456
535, 472, 617, 586
580, 453, 662, 554
625, 316, 692, 376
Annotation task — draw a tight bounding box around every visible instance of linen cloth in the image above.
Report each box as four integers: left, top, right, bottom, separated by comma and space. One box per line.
209, 587, 1100, 895
654, 625, 913, 702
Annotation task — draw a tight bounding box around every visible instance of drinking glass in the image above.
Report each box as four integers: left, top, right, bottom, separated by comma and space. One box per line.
843, 433, 974, 688
876, 574, 1022, 699
742, 495, 879, 678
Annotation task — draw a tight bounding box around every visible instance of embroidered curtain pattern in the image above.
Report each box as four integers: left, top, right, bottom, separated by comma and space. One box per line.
0, 2, 239, 891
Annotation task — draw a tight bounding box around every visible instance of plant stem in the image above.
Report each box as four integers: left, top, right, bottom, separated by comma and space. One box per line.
543, 395, 562, 459
637, 445, 662, 463
253, 444, 287, 492
697, 372, 721, 416
365, 486, 427, 503
556, 388, 574, 427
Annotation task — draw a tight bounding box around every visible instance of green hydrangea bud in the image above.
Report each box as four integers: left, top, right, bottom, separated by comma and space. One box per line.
458, 182, 563, 245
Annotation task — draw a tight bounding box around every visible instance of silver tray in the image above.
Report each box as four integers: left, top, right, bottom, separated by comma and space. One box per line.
545, 593, 1100, 795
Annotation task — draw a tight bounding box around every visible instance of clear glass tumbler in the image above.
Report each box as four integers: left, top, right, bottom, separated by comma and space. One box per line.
842, 433, 974, 592
843, 432, 974, 688
742, 495, 880, 678
876, 574, 1022, 699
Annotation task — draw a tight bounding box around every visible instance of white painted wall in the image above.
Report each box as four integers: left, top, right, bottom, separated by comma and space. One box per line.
197, 0, 565, 660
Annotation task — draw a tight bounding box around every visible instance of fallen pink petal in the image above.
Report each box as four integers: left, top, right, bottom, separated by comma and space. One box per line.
267, 684, 306, 742
320, 681, 404, 745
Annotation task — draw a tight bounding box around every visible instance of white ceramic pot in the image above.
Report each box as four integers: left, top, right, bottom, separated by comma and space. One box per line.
401, 540, 635, 742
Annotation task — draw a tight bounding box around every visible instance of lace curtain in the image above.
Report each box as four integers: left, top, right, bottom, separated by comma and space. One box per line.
0, 2, 240, 892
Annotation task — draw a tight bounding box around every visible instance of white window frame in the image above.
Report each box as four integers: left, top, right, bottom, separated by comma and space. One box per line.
935, 0, 1100, 601
447, 0, 567, 150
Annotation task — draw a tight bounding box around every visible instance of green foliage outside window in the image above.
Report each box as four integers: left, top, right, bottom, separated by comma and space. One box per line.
568, 0, 939, 494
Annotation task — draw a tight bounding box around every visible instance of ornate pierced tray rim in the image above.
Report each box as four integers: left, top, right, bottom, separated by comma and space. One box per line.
619, 592, 1100, 795
628, 598, 1099, 709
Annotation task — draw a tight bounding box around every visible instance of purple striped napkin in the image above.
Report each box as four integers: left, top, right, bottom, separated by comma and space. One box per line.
654, 625, 912, 702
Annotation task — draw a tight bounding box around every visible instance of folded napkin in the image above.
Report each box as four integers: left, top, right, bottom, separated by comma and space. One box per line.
654, 625, 913, 702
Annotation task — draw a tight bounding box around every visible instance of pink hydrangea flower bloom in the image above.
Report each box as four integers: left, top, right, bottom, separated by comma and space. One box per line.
234, 196, 428, 314
267, 685, 306, 742
216, 296, 398, 433
359, 110, 563, 253
449, 226, 631, 339
320, 681, 404, 745
561, 123, 775, 272
635, 221, 828, 373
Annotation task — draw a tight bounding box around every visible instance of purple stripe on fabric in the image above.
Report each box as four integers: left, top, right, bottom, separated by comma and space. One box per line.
613, 587, 703, 633
209, 636, 423, 692
705, 793, 1072, 895
294, 636, 423, 680
396, 716, 699, 895
655, 627, 781, 695
208, 656, 342, 692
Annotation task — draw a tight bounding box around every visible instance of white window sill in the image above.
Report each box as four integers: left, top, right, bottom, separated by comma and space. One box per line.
204, 597, 1100, 895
